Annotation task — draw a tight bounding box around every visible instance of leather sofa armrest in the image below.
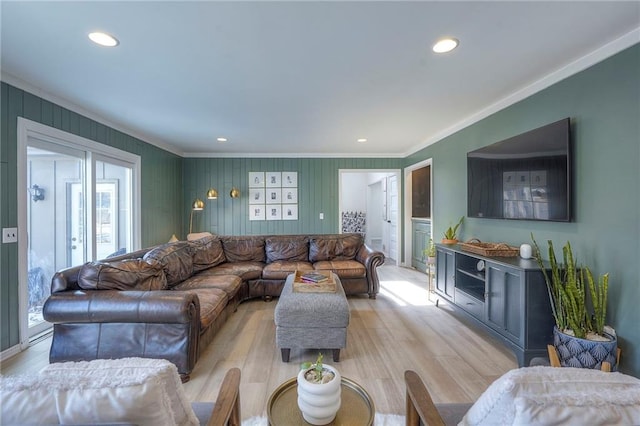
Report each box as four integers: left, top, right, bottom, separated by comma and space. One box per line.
50, 248, 152, 293
43, 290, 199, 325
356, 243, 385, 298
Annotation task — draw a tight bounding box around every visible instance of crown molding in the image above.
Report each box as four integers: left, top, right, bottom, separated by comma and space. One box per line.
404, 27, 640, 157
184, 151, 405, 158
1, 72, 184, 157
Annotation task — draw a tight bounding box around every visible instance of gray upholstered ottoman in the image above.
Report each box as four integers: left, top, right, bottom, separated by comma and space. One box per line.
274, 273, 350, 362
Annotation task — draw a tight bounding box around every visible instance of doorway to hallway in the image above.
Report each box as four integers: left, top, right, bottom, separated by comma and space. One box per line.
339, 169, 400, 265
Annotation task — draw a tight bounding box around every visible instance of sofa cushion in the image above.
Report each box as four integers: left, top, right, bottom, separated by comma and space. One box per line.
265, 236, 309, 263
1, 358, 199, 426
313, 260, 366, 278
309, 234, 363, 262
203, 261, 265, 281
77, 259, 167, 291
222, 236, 265, 262
176, 273, 242, 300
143, 241, 193, 287
178, 288, 228, 329
263, 261, 314, 280
461, 366, 640, 426
189, 235, 226, 272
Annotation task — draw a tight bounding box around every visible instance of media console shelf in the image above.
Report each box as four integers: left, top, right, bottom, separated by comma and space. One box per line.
435, 244, 554, 367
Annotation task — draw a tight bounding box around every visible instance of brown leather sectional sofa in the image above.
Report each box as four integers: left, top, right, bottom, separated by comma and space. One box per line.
43, 233, 384, 380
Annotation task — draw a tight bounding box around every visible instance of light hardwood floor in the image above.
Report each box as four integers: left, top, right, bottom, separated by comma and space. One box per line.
1, 264, 517, 419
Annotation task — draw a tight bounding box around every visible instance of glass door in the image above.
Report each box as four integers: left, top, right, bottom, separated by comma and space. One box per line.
18, 118, 141, 347
94, 158, 133, 259
26, 143, 86, 337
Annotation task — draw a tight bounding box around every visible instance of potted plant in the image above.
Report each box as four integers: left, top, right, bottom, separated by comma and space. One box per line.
442, 216, 464, 244
531, 236, 618, 370
297, 353, 341, 425
423, 238, 436, 264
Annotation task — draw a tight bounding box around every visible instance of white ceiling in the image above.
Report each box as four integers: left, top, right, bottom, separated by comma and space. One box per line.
1, 1, 639, 158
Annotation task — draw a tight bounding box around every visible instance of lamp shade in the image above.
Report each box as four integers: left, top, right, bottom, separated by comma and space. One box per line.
192, 198, 204, 210
206, 188, 218, 199
230, 187, 240, 198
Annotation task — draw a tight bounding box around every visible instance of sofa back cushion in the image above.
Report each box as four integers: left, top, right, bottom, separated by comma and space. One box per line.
189, 235, 226, 272
77, 259, 167, 291
222, 236, 265, 262
143, 241, 193, 287
265, 236, 309, 263
309, 234, 363, 262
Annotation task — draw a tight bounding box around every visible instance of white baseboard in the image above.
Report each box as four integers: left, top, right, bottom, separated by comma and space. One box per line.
0, 344, 22, 362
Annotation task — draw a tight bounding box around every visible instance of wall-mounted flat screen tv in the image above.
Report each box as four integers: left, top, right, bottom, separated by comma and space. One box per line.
467, 118, 571, 222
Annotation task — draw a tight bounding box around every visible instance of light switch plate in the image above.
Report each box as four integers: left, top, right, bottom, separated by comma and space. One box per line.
3, 227, 18, 243
319, 213, 324, 220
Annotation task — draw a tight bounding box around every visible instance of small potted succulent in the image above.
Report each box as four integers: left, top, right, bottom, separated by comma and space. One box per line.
531, 235, 618, 370
423, 238, 436, 265
442, 216, 464, 244
297, 353, 341, 425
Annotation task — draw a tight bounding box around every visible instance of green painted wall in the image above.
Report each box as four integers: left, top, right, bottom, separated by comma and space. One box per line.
405, 44, 640, 375
182, 157, 402, 237
2, 44, 638, 376
0, 82, 183, 351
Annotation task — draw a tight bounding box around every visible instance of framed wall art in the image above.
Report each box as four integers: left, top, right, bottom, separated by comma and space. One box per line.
249, 188, 265, 204
250, 205, 266, 221
249, 171, 297, 221
266, 172, 281, 187
249, 172, 265, 188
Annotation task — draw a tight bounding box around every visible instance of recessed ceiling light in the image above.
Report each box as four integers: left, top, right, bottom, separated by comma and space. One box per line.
357, 138, 367, 143
88, 32, 119, 47
216, 137, 228, 142
432, 37, 459, 53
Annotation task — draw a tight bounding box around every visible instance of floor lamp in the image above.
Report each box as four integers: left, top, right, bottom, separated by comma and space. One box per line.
189, 198, 204, 234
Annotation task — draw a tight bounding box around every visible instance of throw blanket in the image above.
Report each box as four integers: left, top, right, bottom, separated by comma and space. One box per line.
461, 366, 640, 426
1, 358, 198, 426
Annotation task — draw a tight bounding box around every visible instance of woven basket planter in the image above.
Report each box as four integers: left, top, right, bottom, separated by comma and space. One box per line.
553, 326, 618, 371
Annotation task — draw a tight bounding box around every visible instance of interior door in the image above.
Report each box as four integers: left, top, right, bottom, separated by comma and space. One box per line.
388, 175, 398, 262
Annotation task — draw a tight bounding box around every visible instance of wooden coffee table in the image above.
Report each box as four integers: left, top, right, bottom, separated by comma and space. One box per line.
267, 376, 375, 425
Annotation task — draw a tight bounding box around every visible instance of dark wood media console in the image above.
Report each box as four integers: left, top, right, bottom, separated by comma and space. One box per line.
435, 244, 554, 367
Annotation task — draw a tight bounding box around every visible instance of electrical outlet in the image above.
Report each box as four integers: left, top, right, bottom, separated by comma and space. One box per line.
3, 227, 18, 243
319, 213, 324, 220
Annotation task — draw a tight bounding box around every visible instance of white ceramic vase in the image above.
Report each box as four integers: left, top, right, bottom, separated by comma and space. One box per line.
297, 364, 341, 425
520, 243, 532, 259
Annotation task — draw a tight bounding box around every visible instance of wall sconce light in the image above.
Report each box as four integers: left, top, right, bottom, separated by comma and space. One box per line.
206, 188, 218, 199
189, 198, 205, 234
229, 187, 240, 198
29, 184, 45, 202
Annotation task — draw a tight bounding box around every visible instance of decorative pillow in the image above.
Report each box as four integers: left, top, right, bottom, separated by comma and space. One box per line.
187, 232, 213, 241
143, 241, 193, 287
265, 236, 309, 263
460, 366, 640, 426
2, 358, 199, 426
309, 234, 362, 262
222, 236, 265, 262
189, 234, 226, 272
78, 259, 167, 291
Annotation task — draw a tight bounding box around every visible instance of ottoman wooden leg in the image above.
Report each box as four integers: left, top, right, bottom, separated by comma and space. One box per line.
281, 348, 291, 362
332, 349, 340, 362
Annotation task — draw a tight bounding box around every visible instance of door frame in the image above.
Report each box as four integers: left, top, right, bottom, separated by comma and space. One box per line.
403, 158, 433, 268
338, 168, 401, 266
16, 117, 141, 349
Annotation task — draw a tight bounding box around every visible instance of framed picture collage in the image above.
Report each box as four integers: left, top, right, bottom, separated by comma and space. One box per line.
248, 172, 298, 221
